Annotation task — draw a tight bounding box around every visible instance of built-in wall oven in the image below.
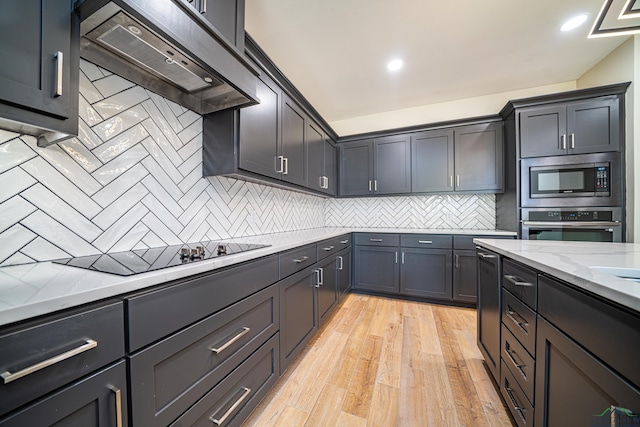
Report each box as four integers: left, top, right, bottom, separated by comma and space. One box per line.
521, 207, 623, 242
521, 152, 622, 208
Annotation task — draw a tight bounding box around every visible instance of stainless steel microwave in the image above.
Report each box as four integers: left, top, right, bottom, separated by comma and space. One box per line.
521, 152, 622, 207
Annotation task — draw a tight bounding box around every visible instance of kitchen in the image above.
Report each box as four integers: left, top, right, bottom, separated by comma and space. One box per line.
0, 0, 638, 426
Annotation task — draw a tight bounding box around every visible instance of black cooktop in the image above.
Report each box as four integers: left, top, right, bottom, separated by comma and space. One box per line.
52, 241, 270, 276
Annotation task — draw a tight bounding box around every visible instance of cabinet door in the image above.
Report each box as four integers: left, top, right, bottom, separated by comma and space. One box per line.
281, 95, 307, 187
411, 129, 454, 193
279, 265, 317, 373
306, 121, 325, 192
453, 250, 478, 303
454, 122, 503, 192
400, 248, 452, 300
337, 249, 352, 298
195, 0, 243, 48
0, 361, 128, 427
520, 105, 567, 158
353, 245, 399, 294
323, 140, 337, 196
339, 140, 374, 196
374, 134, 411, 194
476, 249, 501, 382
317, 257, 338, 327
239, 75, 280, 179
567, 97, 620, 154
535, 316, 640, 427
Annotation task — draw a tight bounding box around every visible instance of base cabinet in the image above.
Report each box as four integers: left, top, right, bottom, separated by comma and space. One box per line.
476, 248, 502, 383
400, 248, 452, 299
453, 250, 478, 303
316, 256, 339, 327
337, 248, 352, 298
353, 245, 400, 294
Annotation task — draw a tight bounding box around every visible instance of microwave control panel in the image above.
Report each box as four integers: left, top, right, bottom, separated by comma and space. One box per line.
595, 166, 609, 192
528, 210, 614, 222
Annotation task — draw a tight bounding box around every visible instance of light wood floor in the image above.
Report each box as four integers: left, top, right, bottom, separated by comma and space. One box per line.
243, 293, 514, 427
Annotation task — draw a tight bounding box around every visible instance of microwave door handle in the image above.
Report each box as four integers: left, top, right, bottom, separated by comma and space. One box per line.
521, 221, 620, 227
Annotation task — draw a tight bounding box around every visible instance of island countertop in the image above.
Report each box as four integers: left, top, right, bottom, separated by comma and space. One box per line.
473, 239, 640, 312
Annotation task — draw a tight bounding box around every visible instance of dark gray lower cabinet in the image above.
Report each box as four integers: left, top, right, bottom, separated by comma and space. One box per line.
400, 248, 452, 299
337, 248, 352, 298
534, 316, 640, 427
453, 250, 478, 303
353, 245, 399, 294
0, 361, 128, 427
279, 264, 318, 373
476, 248, 502, 383
316, 256, 339, 327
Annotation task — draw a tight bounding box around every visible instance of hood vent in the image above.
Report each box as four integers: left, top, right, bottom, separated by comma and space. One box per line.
77, 0, 258, 114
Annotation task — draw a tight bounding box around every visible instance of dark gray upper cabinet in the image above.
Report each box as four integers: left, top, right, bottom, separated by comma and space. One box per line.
454, 122, 503, 192
0, 0, 79, 146
339, 135, 410, 196
324, 140, 337, 196
411, 129, 455, 193
186, 0, 245, 50
307, 122, 336, 195
280, 94, 307, 187
520, 96, 620, 158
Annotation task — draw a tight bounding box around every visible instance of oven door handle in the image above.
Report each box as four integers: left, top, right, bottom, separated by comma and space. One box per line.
521, 221, 620, 228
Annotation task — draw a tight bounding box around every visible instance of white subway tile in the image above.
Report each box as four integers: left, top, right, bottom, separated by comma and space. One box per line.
21, 211, 100, 257
91, 144, 148, 186
141, 212, 182, 245
0, 137, 37, 174
93, 104, 149, 142
0, 196, 36, 234
0, 167, 36, 204
78, 93, 104, 126
92, 183, 149, 230
92, 124, 149, 163
141, 100, 183, 150
109, 222, 149, 253
92, 163, 148, 208
141, 137, 183, 183
93, 74, 135, 98
79, 70, 104, 104
92, 203, 149, 252
0, 225, 36, 263
93, 86, 148, 120
146, 91, 183, 134
21, 237, 71, 261
141, 157, 183, 200
140, 193, 182, 231
58, 138, 102, 173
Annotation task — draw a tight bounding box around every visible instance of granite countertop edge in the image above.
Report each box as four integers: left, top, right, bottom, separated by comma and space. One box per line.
0, 227, 514, 326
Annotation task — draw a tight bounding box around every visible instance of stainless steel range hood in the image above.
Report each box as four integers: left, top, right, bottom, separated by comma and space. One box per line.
76, 0, 259, 114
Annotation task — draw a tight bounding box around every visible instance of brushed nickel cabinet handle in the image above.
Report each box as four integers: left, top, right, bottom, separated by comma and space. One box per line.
418, 240, 433, 244
209, 327, 250, 354
109, 386, 123, 427
395, 252, 398, 264
199, 0, 207, 13
323, 246, 335, 251
283, 157, 289, 175
504, 275, 534, 287
401, 252, 405, 264
340, 240, 349, 244
210, 387, 251, 425
478, 252, 497, 259
506, 308, 529, 330
293, 256, 309, 263
505, 347, 527, 379
374, 180, 377, 191
369, 238, 383, 242
505, 384, 527, 423
1, 339, 98, 384
450, 175, 453, 187
54, 51, 63, 97
455, 254, 459, 269
456, 175, 460, 187
368, 180, 372, 192
337, 256, 343, 270
275, 156, 284, 173
561, 134, 567, 150
570, 133, 575, 149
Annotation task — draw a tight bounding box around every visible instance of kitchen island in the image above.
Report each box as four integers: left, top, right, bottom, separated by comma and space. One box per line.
474, 239, 640, 427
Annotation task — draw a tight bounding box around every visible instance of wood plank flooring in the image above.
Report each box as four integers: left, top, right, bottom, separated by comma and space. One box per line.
243, 294, 514, 426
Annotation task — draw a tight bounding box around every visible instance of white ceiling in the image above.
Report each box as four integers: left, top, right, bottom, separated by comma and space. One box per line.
245, 0, 629, 134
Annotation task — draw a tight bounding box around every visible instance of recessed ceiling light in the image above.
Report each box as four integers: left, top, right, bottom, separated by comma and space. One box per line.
387, 59, 403, 72
561, 14, 589, 31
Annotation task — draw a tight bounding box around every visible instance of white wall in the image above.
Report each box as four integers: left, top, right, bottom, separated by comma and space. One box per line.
577, 36, 637, 241
329, 82, 576, 136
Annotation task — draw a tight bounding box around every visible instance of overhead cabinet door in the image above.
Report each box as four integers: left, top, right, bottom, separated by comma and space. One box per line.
454, 122, 503, 192
339, 140, 374, 196
411, 129, 455, 193
281, 95, 307, 187
567, 97, 620, 154
374, 134, 411, 194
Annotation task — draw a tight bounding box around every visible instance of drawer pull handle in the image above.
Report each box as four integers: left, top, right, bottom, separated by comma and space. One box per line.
505, 383, 527, 423
506, 308, 529, 330
505, 347, 527, 379
478, 252, 497, 259
293, 256, 309, 263
504, 275, 534, 287
1, 339, 98, 384
210, 387, 252, 425
337, 256, 343, 270
340, 240, 349, 244
418, 240, 433, 244
369, 238, 383, 242
209, 327, 250, 354
109, 386, 123, 427
323, 246, 335, 251
54, 51, 63, 97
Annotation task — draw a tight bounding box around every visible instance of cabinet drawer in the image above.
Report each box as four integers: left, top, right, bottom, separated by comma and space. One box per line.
400, 234, 452, 249
127, 255, 278, 352
0, 302, 124, 417
503, 258, 538, 309
500, 360, 534, 427
454, 234, 514, 250
502, 289, 537, 356
354, 233, 399, 247
502, 324, 535, 405
0, 360, 128, 426
317, 234, 351, 260
538, 275, 640, 387
129, 285, 279, 427
279, 244, 317, 279
170, 333, 280, 427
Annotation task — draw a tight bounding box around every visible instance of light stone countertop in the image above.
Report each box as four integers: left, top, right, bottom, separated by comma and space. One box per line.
0, 227, 514, 327
474, 239, 640, 313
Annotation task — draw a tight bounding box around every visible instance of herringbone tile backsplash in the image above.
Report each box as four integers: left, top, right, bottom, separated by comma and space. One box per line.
0, 60, 496, 266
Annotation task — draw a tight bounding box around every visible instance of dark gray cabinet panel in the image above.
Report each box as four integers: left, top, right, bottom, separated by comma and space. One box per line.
339, 140, 374, 196
454, 122, 503, 192
0, 0, 79, 145
279, 265, 317, 373
324, 140, 337, 195
189, 0, 245, 49
400, 248, 452, 300
281, 94, 307, 187
353, 245, 399, 294
0, 302, 124, 417
129, 285, 278, 427
502, 289, 536, 356
453, 249, 478, 303
534, 316, 640, 427
238, 74, 281, 179
0, 361, 128, 427
279, 243, 317, 279
374, 134, 411, 194
520, 97, 620, 158
501, 324, 535, 405
502, 258, 538, 310
500, 359, 534, 427
169, 334, 279, 427
307, 121, 325, 192
337, 248, 352, 298
411, 129, 454, 193
476, 248, 502, 382
316, 256, 338, 327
